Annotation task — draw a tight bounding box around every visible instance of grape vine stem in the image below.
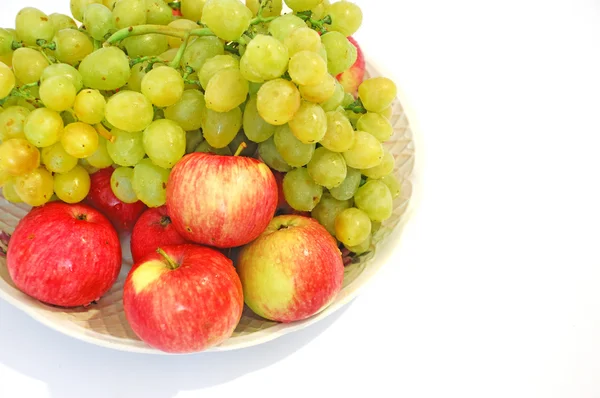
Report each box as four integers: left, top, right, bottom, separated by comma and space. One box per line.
104, 25, 214, 46
169, 32, 191, 69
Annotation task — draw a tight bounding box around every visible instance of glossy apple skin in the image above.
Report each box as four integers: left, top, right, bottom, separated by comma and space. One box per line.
130, 206, 189, 263
166, 153, 278, 248
123, 244, 244, 353
237, 215, 344, 323
6, 202, 122, 307
85, 168, 147, 233
337, 36, 366, 96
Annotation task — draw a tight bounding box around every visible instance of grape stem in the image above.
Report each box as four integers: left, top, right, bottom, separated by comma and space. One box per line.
234, 142, 248, 157
168, 32, 191, 69
250, 0, 278, 25
104, 25, 214, 46
94, 124, 116, 144
35, 39, 56, 51
129, 55, 166, 68
296, 11, 332, 34
344, 99, 367, 114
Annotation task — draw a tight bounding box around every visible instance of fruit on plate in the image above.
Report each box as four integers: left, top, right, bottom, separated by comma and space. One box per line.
336, 36, 365, 96
167, 152, 278, 248
130, 206, 189, 263
237, 215, 344, 323
85, 167, 147, 232
6, 201, 121, 307
123, 244, 244, 353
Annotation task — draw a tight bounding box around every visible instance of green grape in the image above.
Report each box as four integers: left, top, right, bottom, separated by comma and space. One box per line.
329, 166, 360, 200
54, 165, 90, 203
284, 0, 323, 11
372, 174, 401, 199
345, 234, 371, 255
113, 0, 147, 29
107, 128, 145, 166
307, 147, 347, 188
228, 129, 258, 157
380, 105, 393, 121
146, 0, 174, 25
361, 150, 394, 179
24, 108, 64, 148
334, 207, 371, 247
282, 167, 323, 211
127, 62, 147, 92
317, 42, 328, 64
311, 0, 330, 19
85, 136, 113, 168
73, 89, 106, 125
103, 0, 117, 9
326, 0, 363, 36
321, 32, 356, 75
258, 136, 291, 172
311, 193, 352, 236
141, 66, 184, 107
12, 48, 49, 84
284, 27, 321, 56
201, 0, 253, 41
0, 106, 29, 141
79, 47, 131, 90
246, 0, 282, 16
0, 169, 10, 187
3, 178, 23, 203
49, 13, 78, 31
288, 102, 327, 144
274, 124, 315, 167
14, 166, 54, 206
203, 107, 242, 148
240, 35, 289, 82
356, 112, 393, 142
61, 122, 99, 158
181, 0, 207, 21
71, 0, 103, 22
205, 68, 249, 113
182, 36, 225, 72
164, 89, 206, 131
124, 34, 169, 58
78, 157, 99, 174
248, 81, 263, 95
194, 141, 233, 155
358, 78, 397, 113
39, 76, 77, 112
186, 129, 204, 153
53, 29, 94, 66
83, 4, 115, 41
15, 7, 55, 46
320, 80, 345, 112
159, 48, 179, 63
354, 179, 393, 222
341, 92, 355, 107
143, 119, 186, 168
243, 95, 277, 143
132, 158, 170, 207
199, 55, 240, 89
0, 29, 15, 58
110, 166, 138, 203
166, 19, 199, 48
105, 91, 154, 132
0, 62, 15, 99
0, 138, 40, 176
299, 73, 336, 103
288, 51, 327, 86
41, 63, 84, 92
342, 130, 383, 169
345, 109, 361, 129
268, 13, 307, 42
257, 79, 301, 126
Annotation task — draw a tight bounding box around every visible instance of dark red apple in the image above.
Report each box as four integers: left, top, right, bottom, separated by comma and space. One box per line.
130, 206, 189, 263
6, 202, 122, 307
166, 152, 278, 248
337, 36, 366, 96
85, 167, 147, 233
123, 244, 244, 353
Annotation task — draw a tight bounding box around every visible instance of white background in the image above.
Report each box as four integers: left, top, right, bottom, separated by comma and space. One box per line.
2, 0, 600, 397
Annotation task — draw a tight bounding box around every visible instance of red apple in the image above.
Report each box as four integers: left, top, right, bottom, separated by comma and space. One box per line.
166, 152, 278, 248
130, 206, 189, 263
237, 215, 344, 323
85, 167, 147, 233
123, 244, 244, 353
6, 202, 122, 307
337, 36, 366, 96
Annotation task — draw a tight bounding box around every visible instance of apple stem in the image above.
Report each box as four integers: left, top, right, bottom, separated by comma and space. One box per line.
156, 247, 179, 270
234, 142, 247, 157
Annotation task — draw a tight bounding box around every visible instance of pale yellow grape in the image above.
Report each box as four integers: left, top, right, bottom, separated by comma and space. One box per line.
0, 138, 40, 176
132, 158, 170, 207
329, 167, 361, 201
0, 62, 15, 99
205, 68, 249, 112
374, 174, 401, 199
145, 0, 173, 25
143, 119, 186, 168
357, 112, 393, 142
182, 36, 225, 73
354, 180, 393, 222
24, 108, 64, 148
3, 178, 23, 203
199, 55, 240, 89
311, 0, 330, 19
71, 0, 103, 22
141, 66, 185, 108
289, 51, 327, 86
361, 150, 395, 179
345, 234, 371, 255
113, 0, 147, 29
307, 147, 347, 188
12, 48, 49, 84
127, 63, 147, 92
111, 166, 138, 203
49, 13, 78, 31
258, 136, 292, 172
342, 130, 383, 169
53, 165, 90, 204
284, 0, 323, 11
321, 31, 356, 75
243, 95, 277, 143
39, 76, 76, 112
311, 193, 352, 237
164, 89, 206, 131
107, 129, 145, 166
103, 0, 117, 9
73, 89, 106, 125
345, 109, 361, 129
326, 0, 363, 36
167, 19, 199, 48
201, 0, 253, 41
181, 0, 207, 21
78, 47, 131, 91
273, 124, 315, 167
158, 48, 180, 62
320, 80, 345, 112
14, 166, 53, 206
288, 102, 327, 144
124, 34, 169, 58
106, 91, 154, 132
380, 106, 393, 121
15, 7, 55, 46
240, 35, 289, 82
320, 111, 355, 152
284, 27, 321, 56
41, 63, 84, 92
53, 29, 94, 66
0, 106, 29, 141
85, 136, 113, 168
61, 122, 99, 158
41, 142, 78, 173
268, 14, 307, 42
257, 79, 301, 126
83, 3, 115, 41
203, 107, 243, 148
334, 207, 371, 247
358, 77, 398, 113
0, 29, 15, 60
282, 167, 323, 211
0, 169, 10, 187
246, 0, 282, 16
299, 73, 337, 103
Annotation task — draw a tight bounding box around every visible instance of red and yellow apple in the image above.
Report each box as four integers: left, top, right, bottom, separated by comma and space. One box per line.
166, 152, 278, 248
123, 244, 244, 353
6, 202, 122, 307
237, 215, 345, 323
